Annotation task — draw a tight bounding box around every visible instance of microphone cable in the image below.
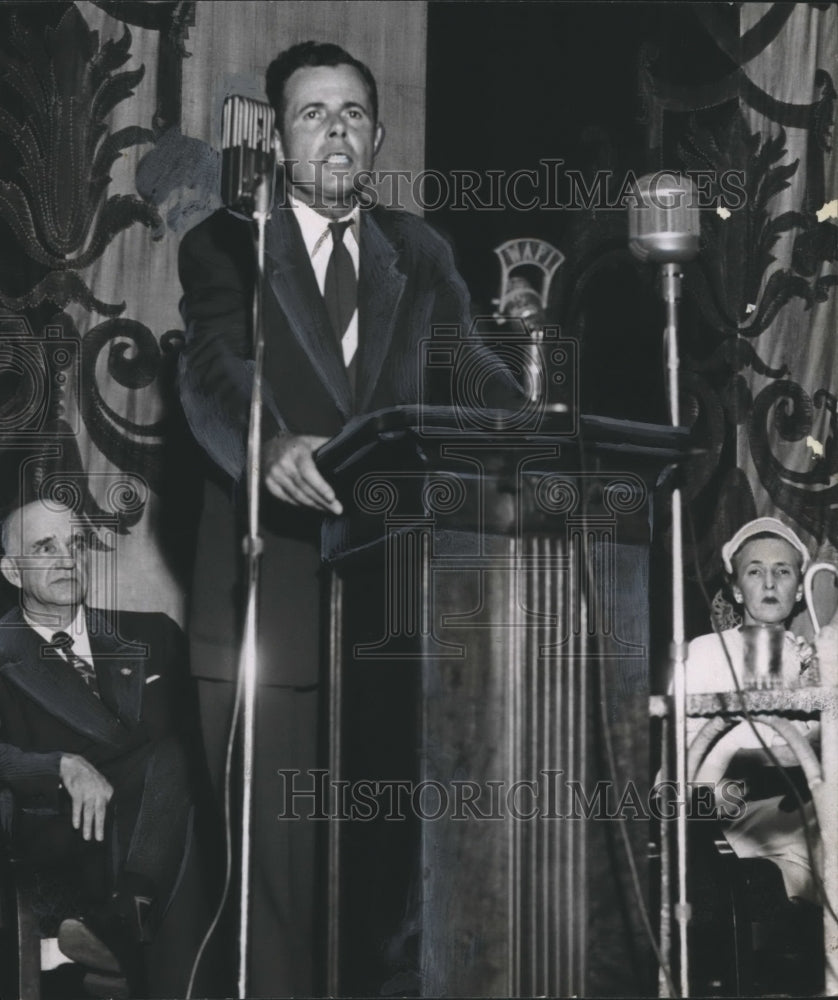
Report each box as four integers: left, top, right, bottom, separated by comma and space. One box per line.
186, 655, 245, 998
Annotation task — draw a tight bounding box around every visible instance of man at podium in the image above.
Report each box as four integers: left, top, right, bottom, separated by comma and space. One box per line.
177, 40, 475, 995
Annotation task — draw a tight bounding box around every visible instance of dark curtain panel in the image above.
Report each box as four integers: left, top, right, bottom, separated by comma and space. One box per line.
426, 2, 838, 642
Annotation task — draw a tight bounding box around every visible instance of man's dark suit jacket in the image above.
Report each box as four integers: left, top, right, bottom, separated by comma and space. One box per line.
0, 606, 190, 806
178, 203, 473, 475
177, 203, 474, 686
0, 603, 212, 994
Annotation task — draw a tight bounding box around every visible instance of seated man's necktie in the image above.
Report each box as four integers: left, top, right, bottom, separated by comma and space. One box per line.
51, 631, 100, 699
324, 220, 357, 352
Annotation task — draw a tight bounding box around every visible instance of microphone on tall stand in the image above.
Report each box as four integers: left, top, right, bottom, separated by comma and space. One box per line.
222, 93, 276, 999
628, 172, 699, 999
221, 95, 276, 216
628, 173, 700, 266
628, 173, 699, 424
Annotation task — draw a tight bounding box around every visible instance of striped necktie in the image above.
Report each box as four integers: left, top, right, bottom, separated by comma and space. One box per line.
51, 631, 100, 698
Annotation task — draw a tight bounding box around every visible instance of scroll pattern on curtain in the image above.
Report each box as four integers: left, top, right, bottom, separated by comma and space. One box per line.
638, 3, 838, 602
0, 1, 196, 618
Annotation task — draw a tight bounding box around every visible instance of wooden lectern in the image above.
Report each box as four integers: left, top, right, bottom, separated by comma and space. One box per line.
316, 407, 688, 997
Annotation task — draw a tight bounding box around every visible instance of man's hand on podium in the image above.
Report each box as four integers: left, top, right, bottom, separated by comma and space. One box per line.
263, 433, 343, 515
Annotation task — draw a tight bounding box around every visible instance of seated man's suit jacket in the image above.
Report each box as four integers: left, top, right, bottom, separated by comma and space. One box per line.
0, 605, 191, 805
178, 202, 475, 687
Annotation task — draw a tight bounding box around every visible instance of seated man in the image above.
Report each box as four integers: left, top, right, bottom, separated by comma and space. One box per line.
0, 498, 197, 995
687, 517, 826, 904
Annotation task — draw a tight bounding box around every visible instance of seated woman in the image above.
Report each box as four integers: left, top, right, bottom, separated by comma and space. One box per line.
686, 517, 830, 905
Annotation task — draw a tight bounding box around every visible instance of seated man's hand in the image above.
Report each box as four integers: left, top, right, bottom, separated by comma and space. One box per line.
59, 754, 113, 842
262, 433, 343, 515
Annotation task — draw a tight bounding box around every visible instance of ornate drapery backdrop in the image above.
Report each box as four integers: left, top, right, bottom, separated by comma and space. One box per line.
636, 2, 837, 631
0, 0, 427, 622
736, 4, 838, 551
1, 1, 835, 626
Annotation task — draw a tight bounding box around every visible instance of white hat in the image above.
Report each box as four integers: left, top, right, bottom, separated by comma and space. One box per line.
722, 516, 810, 575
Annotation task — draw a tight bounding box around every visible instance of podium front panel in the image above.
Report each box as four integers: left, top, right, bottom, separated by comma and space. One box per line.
322, 462, 656, 997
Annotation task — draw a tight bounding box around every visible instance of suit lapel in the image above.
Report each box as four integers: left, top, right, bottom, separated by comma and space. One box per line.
0, 608, 129, 747
355, 211, 407, 414
86, 609, 145, 726
265, 206, 354, 420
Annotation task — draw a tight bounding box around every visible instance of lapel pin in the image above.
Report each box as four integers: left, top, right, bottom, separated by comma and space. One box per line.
120, 667, 133, 676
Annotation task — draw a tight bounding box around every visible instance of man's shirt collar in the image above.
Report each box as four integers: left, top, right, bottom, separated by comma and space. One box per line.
290, 196, 359, 259
24, 604, 94, 665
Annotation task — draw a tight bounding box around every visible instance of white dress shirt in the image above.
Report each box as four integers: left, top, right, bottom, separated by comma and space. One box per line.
24, 604, 94, 667
291, 197, 359, 367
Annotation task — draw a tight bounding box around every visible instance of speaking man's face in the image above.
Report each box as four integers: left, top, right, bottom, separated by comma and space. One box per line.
1, 503, 90, 622
278, 63, 383, 218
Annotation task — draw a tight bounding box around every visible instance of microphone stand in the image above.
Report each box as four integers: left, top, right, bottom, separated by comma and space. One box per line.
236, 173, 272, 1000
662, 260, 690, 997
